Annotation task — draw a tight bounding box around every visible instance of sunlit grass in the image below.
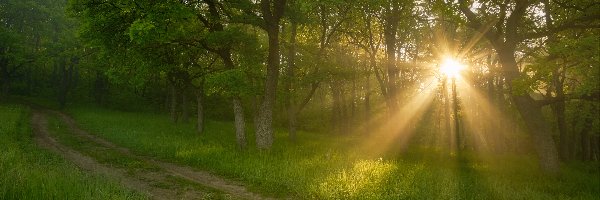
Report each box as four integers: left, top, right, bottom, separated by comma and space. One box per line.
63, 105, 600, 199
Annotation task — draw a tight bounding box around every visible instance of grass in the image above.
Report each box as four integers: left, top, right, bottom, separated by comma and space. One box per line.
0, 104, 147, 200
64, 105, 600, 199
44, 113, 231, 199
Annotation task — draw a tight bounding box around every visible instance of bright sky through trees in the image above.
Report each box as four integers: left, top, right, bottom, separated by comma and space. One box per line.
440, 58, 465, 78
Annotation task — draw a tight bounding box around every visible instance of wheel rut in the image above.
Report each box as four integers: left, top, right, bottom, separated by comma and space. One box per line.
32, 109, 271, 200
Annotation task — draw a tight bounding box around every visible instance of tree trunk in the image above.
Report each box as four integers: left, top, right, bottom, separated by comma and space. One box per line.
442, 79, 451, 151
233, 96, 246, 149
195, 86, 204, 134
331, 82, 343, 134
580, 116, 592, 160
383, 3, 399, 113
364, 62, 371, 134
181, 90, 190, 123
459, 0, 560, 173
552, 71, 568, 161
452, 78, 460, 151
218, 51, 247, 149
581, 130, 590, 161
58, 58, 74, 109
286, 19, 298, 141
170, 83, 179, 123
340, 85, 349, 134
543, 2, 568, 161
256, 0, 286, 149
93, 70, 109, 105
592, 135, 600, 161
497, 49, 560, 173
351, 73, 357, 120
0, 58, 10, 101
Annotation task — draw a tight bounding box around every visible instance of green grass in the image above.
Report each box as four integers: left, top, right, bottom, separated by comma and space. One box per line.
67, 106, 600, 199
0, 104, 147, 200
44, 113, 231, 199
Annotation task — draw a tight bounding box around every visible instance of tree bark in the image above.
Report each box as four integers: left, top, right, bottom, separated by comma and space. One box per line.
255, 0, 286, 149
219, 52, 247, 149
233, 96, 247, 149
500, 50, 560, 173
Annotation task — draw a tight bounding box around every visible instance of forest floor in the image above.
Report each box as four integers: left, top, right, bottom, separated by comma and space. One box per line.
31, 108, 269, 200
7, 100, 597, 199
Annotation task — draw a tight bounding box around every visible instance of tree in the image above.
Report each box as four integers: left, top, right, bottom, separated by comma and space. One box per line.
254, 0, 286, 149
456, 0, 599, 173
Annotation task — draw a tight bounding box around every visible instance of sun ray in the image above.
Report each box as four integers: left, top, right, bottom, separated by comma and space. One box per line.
358, 77, 439, 157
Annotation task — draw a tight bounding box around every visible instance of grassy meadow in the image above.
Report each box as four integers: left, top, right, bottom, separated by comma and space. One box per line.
63, 105, 599, 199
0, 104, 146, 200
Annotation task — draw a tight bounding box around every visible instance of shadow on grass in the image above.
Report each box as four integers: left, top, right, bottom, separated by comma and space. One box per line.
455, 152, 493, 200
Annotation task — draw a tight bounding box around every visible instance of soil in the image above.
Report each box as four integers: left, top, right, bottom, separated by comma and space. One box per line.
32, 109, 272, 200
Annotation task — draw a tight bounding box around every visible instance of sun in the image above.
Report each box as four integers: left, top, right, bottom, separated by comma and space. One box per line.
440, 58, 465, 78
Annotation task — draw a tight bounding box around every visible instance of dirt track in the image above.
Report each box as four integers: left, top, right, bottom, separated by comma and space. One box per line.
32, 109, 270, 200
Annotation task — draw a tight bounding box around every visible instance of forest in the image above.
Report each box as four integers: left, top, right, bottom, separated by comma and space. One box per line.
1, 0, 599, 199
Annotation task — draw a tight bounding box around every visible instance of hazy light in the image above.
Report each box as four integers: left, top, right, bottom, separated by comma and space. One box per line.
440, 58, 465, 78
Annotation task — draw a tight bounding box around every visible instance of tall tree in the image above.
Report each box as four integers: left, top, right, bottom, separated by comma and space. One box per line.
456, 0, 599, 173
255, 0, 286, 149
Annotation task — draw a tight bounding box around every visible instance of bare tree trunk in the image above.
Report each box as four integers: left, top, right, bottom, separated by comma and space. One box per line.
233, 96, 246, 149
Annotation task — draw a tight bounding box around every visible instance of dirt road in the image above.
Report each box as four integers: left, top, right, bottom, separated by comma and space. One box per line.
32, 109, 270, 200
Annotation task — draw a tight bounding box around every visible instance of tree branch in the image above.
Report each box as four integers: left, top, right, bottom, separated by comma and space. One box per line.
537, 92, 600, 106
